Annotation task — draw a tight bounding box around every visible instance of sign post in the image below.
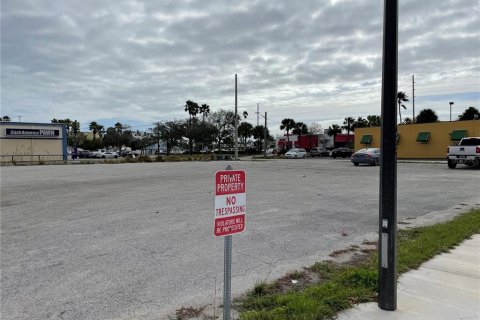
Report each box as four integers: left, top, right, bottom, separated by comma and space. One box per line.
215, 165, 246, 320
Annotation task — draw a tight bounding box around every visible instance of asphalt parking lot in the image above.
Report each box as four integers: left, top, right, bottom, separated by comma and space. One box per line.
1, 158, 479, 319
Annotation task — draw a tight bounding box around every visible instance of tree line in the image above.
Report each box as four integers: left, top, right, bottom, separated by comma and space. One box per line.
39, 101, 275, 155
1, 103, 478, 153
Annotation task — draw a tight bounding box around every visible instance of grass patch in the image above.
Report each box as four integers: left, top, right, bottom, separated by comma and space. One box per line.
237, 209, 480, 320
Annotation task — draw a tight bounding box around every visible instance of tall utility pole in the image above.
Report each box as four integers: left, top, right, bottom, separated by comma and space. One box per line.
412, 75, 415, 122
256, 103, 260, 127
258, 111, 268, 158
379, 0, 398, 311
264, 112, 267, 158
234, 74, 238, 160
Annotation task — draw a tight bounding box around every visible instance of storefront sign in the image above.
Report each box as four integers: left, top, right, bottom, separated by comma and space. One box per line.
5, 128, 60, 138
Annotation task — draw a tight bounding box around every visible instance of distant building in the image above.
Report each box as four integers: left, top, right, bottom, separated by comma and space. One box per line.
0, 122, 67, 163
334, 134, 355, 148
276, 134, 319, 151
145, 142, 167, 155
354, 120, 480, 159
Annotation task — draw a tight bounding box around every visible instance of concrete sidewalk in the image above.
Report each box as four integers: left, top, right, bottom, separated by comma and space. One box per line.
337, 234, 480, 320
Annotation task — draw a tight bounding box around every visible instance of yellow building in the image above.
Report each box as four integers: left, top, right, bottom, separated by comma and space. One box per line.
354, 120, 480, 159
0, 122, 67, 163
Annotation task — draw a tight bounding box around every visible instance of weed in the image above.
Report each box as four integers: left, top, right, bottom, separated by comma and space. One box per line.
237, 209, 480, 319
252, 282, 270, 296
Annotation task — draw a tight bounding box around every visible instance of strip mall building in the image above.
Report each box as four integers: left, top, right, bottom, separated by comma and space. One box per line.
0, 122, 67, 163
354, 120, 480, 159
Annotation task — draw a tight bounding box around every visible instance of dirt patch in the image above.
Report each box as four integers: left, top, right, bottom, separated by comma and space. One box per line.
272, 270, 316, 294
177, 240, 379, 319
175, 306, 205, 320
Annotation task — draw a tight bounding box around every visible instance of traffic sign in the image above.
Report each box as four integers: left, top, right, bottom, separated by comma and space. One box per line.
214, 170, 246, 236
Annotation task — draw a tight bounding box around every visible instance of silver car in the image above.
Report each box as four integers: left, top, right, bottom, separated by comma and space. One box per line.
285, 148, 307, 159
96, 151, 119, 159
351, 148, 381, 166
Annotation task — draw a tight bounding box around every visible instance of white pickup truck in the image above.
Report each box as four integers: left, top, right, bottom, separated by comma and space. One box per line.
447, 137, 480, 169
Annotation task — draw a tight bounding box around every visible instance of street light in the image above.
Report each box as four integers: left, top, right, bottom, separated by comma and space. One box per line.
449, 102, 454, 121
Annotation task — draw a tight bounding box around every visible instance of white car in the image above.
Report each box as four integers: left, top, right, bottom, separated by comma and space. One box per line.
285, 148, 307, 159
170, 147, 185, 154
96, 151, 119, 159
89, 149, 106, 158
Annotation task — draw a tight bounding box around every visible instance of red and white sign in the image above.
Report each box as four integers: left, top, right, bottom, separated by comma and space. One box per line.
214, 170, 246, 237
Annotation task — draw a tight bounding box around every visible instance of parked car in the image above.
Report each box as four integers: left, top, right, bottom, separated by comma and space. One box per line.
170, 147, 185, 154
351, 148, 381, 166
121, 151, 136, 158
447, 137, 480, 168
330, 147, 354, 158
309, 147, 330, 157
89, 149, 106, 158
96, 151, 119, 159
285, 148, 307, 159
78, 150, 90, 158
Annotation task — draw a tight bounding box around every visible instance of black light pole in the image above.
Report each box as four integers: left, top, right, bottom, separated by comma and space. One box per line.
449, 102, 454, 122
378, 0, 398, 311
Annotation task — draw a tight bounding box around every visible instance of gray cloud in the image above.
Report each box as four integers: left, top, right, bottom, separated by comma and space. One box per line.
1, 0, 479, 132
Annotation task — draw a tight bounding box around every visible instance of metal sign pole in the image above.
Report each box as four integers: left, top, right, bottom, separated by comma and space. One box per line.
379, 0, 398, 311
223, 164, 233, 320
223, 234, 232, 320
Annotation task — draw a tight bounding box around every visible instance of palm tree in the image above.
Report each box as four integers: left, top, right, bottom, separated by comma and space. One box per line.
397, 92, 409, 124
199, 104, 210, 122
97, 124, 105, 139
89, 121, 100, 141
184, 100, 200, 154
280, 118, 296, 149
114, 122, 123, 152
342, 117, 355, 142
71, 120, 80, 147
353, 117, 369, 129
327, 124, 342, 148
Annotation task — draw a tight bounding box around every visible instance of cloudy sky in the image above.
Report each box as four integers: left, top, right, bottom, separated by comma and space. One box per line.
2, 0, 479, 134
